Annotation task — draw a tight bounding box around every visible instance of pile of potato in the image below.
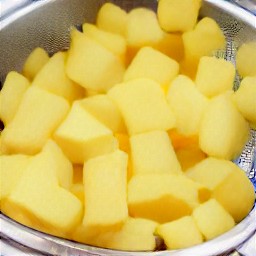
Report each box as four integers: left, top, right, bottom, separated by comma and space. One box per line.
1, 0, 256, 251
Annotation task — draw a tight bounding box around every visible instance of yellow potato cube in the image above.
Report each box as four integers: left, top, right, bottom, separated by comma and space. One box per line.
73, 217, 157, 251
108, 78, 176, 135
66, 29, 125, 92
182, 17, 226, 64
1, 86, 69, 155
32, 51, 84, 102
22, 47, 49, 81
195, 56, 236, 97
83, 150, 128, 233
236, 41, 256, 77
199, 93, 249, 160
128, 174, 200, 223
70, 183, 84, 204
192, 199, 235, 240
0, 71, 30, 125
100, 218, 158, 251
130, 130, 182, 175
124, 47, 179, 88
167, 75, 208, 136
3, 149, 82, 236
42, 140, 73, 189
126, 8, 164, 48
157, 0, 201, 32
78, 95, 126, 133
54, 102, 118, 164
82, 23, 126, 63
232, 76, 256, 126
0, 154, 31, 201
156, 216, 203, 249
187, 157, 255, 222
96, 2, 128, 37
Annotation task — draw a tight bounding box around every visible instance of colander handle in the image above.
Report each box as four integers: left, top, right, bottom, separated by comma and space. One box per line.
1, 0, 33, 19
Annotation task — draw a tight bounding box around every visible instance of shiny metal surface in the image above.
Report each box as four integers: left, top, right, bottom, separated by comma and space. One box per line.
0, 0, 256, 255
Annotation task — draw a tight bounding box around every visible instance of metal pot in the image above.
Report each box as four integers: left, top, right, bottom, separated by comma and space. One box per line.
0, 0, 256, 255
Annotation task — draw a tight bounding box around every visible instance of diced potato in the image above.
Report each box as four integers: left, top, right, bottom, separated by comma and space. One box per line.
82, 150, 128, 233
73, 164, 83, 184
73, 217, 157, 251
96, 2, 128, 37
182, 17, 226, 65
32, 51, 84, 102
192, 199, 235, 240
0, 154, 31, 201
236, 41, 256, 77
1, 86, 69, 155
126, 8, 164, 48
78, 95, 126, 133
124, 47, 179, 88
42, 140, 73, 189
195, 56, 236, 97
99, 218, 158, 251
2, 149, 82, 236
156, 216, 203, 249
186, 157, 255, 222
108, 78, 176, 135
66, 29, 125, 92
115, 133, 130, 154
130, 130, 182, 175
54, 102, 118, 164
0, 71, 30, 125
128, 174, 200, 223
82, 23, 127, 63
22, 47, 49, 80
199, 93, 249, 160
156, 32, 184, 62
167, 75, 208, 136
157, 0, 201, 32
232, 76, 256, 126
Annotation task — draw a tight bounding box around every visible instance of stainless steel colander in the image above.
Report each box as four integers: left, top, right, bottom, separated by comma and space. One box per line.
0, 0, 256, 255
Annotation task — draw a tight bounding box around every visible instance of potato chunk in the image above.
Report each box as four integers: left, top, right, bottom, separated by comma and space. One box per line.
187, 157, 255, 222
82, 150, 128, 233
232, 76, 256, 127
195, 56, 236, 97
128, 174, 200, 223
32, 51, 84, 102
157, 0, 201, 32
126, 8, 164, 48
124, 46, 179, 88
54, 102, 118, 164
78, 95, 126, 133
22, 47, 49, 80
82, 23, 126, 63
156, 216, 203, 249
108, 78, 176, 135
236, 41, 256, 77
96, 2, 128, 37
167, 75, 208, 136
66, 29, 125, 92
199, 93, 249, 160
130, 130, 182, 175
2, 149, 82, 236
192, 199, 235, 240
182, 17, 226, 65
0, 71, 30, 125
1, 86, 69, 155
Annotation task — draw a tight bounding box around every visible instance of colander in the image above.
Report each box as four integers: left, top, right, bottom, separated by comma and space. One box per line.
0, 0, 256, 255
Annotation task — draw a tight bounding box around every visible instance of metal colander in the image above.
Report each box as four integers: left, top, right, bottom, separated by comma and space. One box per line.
0, 0, 256, 255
